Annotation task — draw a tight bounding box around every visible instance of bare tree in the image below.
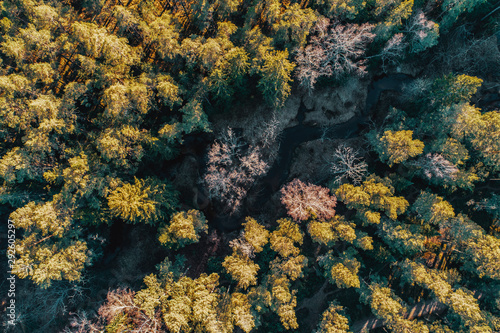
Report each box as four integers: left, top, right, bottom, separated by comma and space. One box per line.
63, 311, 103, 333
433, 24, 500, 75
401, 77, 433, 103
379, 33, 407, 71
204, 128, 269, 214
13, 280, 86, 332
330, 144, 368, 185
280, 178, 337, 222
252, 113, 282, 149
411, 153, 459, 183
98, 289, 137, 323
98, 288, 164, 333
295, 18, 375, 92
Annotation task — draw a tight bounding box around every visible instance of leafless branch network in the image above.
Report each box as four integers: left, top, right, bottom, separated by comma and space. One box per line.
295, 18, 375, 92
204, 128, 269, 214
330, 144, 368, 185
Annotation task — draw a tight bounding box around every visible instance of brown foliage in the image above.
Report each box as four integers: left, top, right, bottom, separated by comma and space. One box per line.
97, 288, 164, 333
280, 178, 337, 222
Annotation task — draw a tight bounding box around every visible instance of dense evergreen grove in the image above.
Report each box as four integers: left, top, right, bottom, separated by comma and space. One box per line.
0, 0, 499, 332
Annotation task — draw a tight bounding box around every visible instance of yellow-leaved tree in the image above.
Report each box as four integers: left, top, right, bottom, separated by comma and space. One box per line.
9, 195, 89, 288
368, 130, 424, 167
107, 177, 179, 225
158, 210, 208, 249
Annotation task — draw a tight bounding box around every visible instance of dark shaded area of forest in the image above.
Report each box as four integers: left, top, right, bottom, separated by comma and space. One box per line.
0, 0, 500, 332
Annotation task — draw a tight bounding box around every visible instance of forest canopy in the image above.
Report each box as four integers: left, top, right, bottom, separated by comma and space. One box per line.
0, 0, 499, 332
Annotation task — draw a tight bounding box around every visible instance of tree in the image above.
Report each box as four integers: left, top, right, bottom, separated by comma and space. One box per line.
388, 316, 430, 333
270, 218, 304, 257
229, 292, 255, 333
250, 0, 282, 26
368, 130, 424, 167
71, 22, 139, 67
17, 24, 59, 63
96, 126, 155, 172
1, 36, 27, 65
63, 310, 104, 333
272, 4, 318, 50
418, 104, 472, 137
222, 249, 260, 289
214, 0, 242, 18
440, 0, 488, 30
242, 25, 273, 59
319, 248, 361, 288
329, 144, 368, 185
9, 196, 89, 288
429, 138, 469, 166
180, 99, 211, 134
107, 177, 179, 225
315, 302, 351, 333
472, 194, 500, 220
190, 0, 215, 33
158, 122, 183, 150
98, 269, 228, 333
14, 240, 88, 289
410, 153, 459, 184
148, 13, 180, 61
422, 138, 478, 191
336, 175, 409, 222
203, 128, 268, 214
220, 43, 249, 84
158, 210, 208, 249
378, 218, 426, 256
269, 255, 308, 281
398, 260, 488, 329
0, 74, 33, 132
280, 178, 337, 222
379, 33, 407, 71
156, 75, 182, 109
465, 235, 500, 281
113, 5, 140, 37
451, 104, 500, 173
412, 191, 455, 226
405, 9, 440, 53
209, 46, 249, 103
445, 215, 500, 280
464, 235, 500, 281
373, 0, 414, 41
307, 215, 357, 247
242, 217, 269, 253
354, 230, 374, 250
315, 0, 367, 20
0, 147, 46, 184
295, 18, 375, 91
58, 152, 108, 209
429, 74, 482, 107
198, 38, 226, 72
256, 49, 295, 109
268, 275, 299, 330
357, 278, 429, 331
29, 62, 55, 84
359, 281, 404, 322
